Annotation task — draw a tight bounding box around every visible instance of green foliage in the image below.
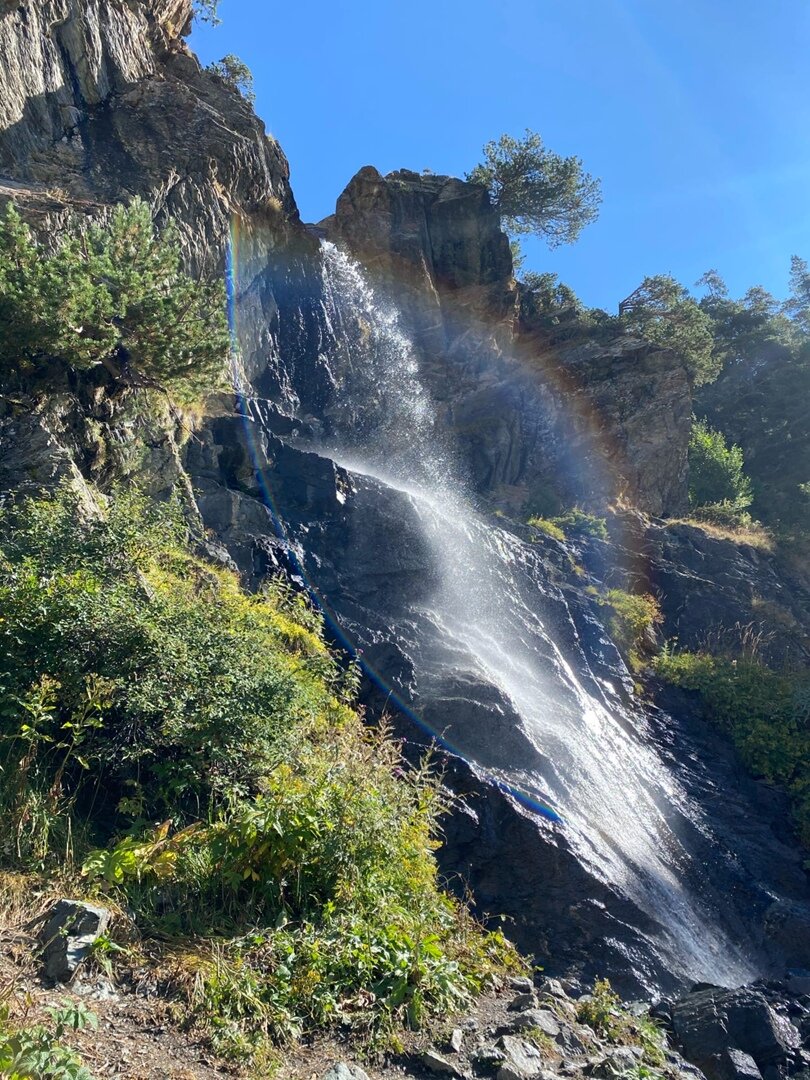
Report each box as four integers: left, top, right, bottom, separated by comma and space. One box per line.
596, 590, 662, 670
0, 487, 515, 1051
193, 0, 221, 24
0, 489, 351, 862
785, 255, 810, 334
653, 650, 810, 847
688, 418, 753, 511
0, 1001, 96, 1079
577, 979, 665, 1067
554, 508, 608, 540
467, 130, 601, 248
526, 508, 607, 543
619, 275, 720, 387
527, 516, 566, 542
208, 55, 256, 104
695, 328, 810, 537
0, 200, 229, 404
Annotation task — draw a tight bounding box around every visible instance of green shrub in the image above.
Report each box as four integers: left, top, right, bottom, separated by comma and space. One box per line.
208, 55, 256, 104
653, 650, 810, 847
0, 489, 349, 862
0, 200, 229, 404
554, 508, 608, 540
0, 1000, 96, 1079
596, 590, 662, 670
688, 418, 752, 510
0, 487, 517, 1050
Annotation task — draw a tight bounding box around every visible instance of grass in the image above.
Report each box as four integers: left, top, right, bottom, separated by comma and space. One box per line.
653, 649, 810, 849
589, 588, 662, 671
667, 516, 774, 552
526, 508, 608, 544
527, 516, 566, 542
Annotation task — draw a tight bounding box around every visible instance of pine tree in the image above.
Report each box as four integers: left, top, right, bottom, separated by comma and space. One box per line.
0, 199, 230, 404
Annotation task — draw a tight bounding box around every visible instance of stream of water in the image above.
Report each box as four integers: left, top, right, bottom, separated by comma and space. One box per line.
311, 241, 756, 987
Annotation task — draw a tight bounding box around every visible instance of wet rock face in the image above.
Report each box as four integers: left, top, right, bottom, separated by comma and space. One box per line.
324, 166, 691, 517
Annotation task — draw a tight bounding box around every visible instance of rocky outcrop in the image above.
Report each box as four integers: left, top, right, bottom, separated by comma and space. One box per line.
0, 0, 324, 399
580, 511, 810, 666
323, 166, 691, 517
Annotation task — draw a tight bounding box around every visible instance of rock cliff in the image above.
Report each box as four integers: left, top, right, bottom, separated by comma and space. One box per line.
323, 165, 692, 517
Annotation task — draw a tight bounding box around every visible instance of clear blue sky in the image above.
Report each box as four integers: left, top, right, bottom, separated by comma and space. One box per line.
191, 0, 810, 311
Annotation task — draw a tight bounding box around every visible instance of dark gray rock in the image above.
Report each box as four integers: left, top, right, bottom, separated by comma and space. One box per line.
508, 1010, 561, 1039
473, 1044, 507, 1069
496, 1035, 544, 1080
422, 1049, 464, 1076
538, 978, 570, 1000
722, 1049, 764, 1080
39, 898, 110, 982
670, 986, 801, 1080
509, 992, 539, 1012
588, 1047, 643, 1077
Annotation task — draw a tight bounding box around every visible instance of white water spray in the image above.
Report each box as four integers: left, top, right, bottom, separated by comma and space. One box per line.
316, 241, 755, 988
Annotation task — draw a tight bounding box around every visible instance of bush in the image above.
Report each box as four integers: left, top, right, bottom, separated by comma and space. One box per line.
0, 489, 349, 861
208, 55, 256, 105
688, 418, 753, 510
653, 650, 810, 847
0, 488, 516, 1049
554, 508, 608, 540
0, 1000, 96, 1079
0, 200, 229, 404
596, 590, 662, 670
577, 979, 665, 1066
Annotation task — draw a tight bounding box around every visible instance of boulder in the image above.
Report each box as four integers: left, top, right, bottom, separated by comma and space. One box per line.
508, 1009, 561, 1039
670, 986, 801, 1080
497, 1035, 544, 1080
322, 1066, 370, 1080
39, 898, 110, 982
509, 992, 539, 1011
722, 1050, 764, 1080
589, 1047, 643, 1077
422, 1049, 464, 1076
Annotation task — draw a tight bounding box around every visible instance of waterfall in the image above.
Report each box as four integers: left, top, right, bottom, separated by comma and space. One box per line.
306, 241, 758, 987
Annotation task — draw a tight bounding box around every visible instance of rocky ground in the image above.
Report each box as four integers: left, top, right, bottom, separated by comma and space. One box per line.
5, 897, 810, 1080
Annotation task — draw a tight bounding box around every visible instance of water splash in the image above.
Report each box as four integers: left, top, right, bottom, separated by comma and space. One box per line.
312, 240, 756, 988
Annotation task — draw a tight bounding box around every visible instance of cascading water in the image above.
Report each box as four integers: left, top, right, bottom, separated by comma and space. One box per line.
282, 241, 765, 987
312, 242, 762, 985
